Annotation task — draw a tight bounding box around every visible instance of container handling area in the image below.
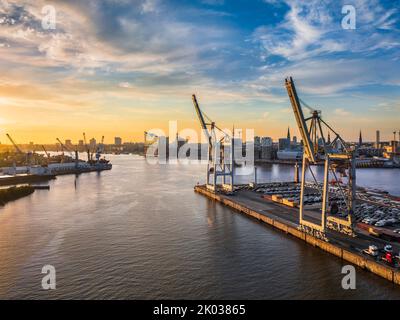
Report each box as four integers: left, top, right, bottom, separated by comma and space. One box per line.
193, 77, 400, 285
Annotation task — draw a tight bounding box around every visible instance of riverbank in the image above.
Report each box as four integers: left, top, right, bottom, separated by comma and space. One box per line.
0, 186, 35, 206
0, 174, 55, 186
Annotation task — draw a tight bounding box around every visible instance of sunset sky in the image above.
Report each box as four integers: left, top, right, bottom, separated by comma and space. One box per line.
0, 0, 399, 144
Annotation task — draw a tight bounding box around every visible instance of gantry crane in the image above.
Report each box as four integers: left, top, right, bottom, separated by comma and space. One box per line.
6, 133, 33, 166
192, 94, 234, 192
41, 145, 51, 165
57, 138, 79, 167
56, 138, 72, 161
41, 145, 50, 159
285, 77, 356, 239
6, 133, 23, 154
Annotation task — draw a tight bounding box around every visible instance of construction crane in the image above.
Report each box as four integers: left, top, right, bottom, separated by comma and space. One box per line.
192, 94, 234, 192
285, 77, 356, 240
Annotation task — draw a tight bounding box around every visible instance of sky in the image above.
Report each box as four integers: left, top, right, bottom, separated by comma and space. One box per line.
0, 0, 399, 144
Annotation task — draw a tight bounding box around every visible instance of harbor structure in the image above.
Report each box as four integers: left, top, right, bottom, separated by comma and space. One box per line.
193, 77, 400, 286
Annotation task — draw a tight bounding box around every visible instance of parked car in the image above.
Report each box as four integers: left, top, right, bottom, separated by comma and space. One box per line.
384, 244, 393, 253
375, 220, 386, 227
363, 245, 378, 257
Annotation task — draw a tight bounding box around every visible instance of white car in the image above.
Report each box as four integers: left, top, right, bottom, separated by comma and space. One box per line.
384, 245, 393, 253
362, 218, 370, 223
363, 245, 378, 257
375, 220, 386, 227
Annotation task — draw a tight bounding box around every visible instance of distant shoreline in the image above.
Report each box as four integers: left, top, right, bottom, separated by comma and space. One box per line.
0, 186, 35, 206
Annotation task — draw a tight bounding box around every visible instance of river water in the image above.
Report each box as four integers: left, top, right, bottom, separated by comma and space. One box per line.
0, 155, 399, 299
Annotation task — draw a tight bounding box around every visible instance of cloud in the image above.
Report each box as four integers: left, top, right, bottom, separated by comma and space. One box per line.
118, 82, 133, 88
201, 0, 225, 5
141, 0, 159, 14
253, 0, 399, 61
334, 108, 351, 116
262, 111, 270, 118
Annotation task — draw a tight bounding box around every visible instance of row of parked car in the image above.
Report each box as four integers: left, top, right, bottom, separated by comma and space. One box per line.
355, 202, 400, 228
254, 183, 300, 195
251, 183, 400, 231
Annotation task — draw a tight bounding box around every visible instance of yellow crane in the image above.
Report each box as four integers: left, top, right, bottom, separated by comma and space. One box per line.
192, 94, 234, 192
285, 77, 356, 239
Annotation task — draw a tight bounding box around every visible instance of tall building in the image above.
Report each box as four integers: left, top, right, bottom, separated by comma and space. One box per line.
114, 137, 122, 145
376, 130, 380, 149
261, 137, 273, 147
65, 139, 73, 148
287, 127, 291, 141
359, 130, 363, 146
279, 138, 290, 151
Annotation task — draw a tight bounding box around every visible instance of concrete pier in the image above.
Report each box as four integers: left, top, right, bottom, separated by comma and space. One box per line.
194, 185, 400, 286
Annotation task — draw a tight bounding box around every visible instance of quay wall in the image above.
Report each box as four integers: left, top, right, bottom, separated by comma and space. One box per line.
194, 185, 400, 286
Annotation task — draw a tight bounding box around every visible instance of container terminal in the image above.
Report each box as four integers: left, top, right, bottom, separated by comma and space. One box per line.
192, 77, 400, 285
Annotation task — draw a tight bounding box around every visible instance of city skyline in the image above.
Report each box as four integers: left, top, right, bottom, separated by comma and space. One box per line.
0, 0, 399, 143
1, 127, 399, 145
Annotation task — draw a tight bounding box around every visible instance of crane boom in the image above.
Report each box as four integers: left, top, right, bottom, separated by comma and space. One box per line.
144, 131, 158, 138
192, 94, 212, 144
56, 138, 68, 151
41, 145, 50, 158
285, 77, 316, 163
6, 133, 23, 154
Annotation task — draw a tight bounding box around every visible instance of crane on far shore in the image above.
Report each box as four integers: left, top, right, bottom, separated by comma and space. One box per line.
6, 133, 32, 166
